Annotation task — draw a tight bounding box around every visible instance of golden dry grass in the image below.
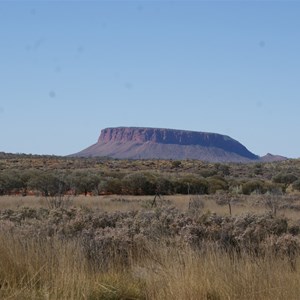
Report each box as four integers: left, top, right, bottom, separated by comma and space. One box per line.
1, 194, 300, 299
141, 245, 300, 300
1, 231, 300, 300
1, 194, 300, 220
0, 231, 144, 300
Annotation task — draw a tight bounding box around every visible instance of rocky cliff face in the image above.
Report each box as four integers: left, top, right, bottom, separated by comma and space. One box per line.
97, 127, 258, 160
72, 127, 261, 162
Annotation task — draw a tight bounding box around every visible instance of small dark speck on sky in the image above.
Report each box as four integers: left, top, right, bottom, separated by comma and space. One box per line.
77, 46, 84, 54
55, 66, 62, 73
34, 38, 44, 50
125, 82, 133, 90
25, 38, 44, 52
259, 40, 266, 48
30, 8, 36, 16
137, 5, 144, 12
49, 91, 56, 98
256, 101, 263, 108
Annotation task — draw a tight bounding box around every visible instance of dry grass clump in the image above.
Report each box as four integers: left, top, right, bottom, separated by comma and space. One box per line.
2, 193, 300, 219
0, 229, 145, 299
1, 201, 300, 299
142, 245, 300, 300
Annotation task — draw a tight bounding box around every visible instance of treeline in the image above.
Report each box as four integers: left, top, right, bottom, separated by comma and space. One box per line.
1, 169, 299, 197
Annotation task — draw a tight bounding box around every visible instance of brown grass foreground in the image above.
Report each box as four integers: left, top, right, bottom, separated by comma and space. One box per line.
1, 234, 300, 300
1, 195, 300, 299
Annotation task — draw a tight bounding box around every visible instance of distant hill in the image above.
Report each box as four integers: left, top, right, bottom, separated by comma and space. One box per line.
71, 127, 286, 163
259, 153, 287, 162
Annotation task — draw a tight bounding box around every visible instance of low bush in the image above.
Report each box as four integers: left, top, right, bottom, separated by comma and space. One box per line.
1, 203, 300, 299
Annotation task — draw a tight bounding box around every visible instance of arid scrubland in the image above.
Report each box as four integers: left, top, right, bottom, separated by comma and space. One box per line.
1, 194, 300, 299
1, 155, 300, 299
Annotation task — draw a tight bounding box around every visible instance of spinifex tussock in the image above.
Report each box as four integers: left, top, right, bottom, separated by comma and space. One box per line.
0, 205, 300, 299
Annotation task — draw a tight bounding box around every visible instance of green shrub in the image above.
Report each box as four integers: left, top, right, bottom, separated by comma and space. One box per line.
207, 176, 228, 194
122, 172, 157, 195
273, 173, 298, 188
174, 176, 208, 195
241, 180, 267, 195
292, 179, 300, 191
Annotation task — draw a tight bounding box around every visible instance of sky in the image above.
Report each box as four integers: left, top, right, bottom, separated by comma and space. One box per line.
0, 1, 300, 158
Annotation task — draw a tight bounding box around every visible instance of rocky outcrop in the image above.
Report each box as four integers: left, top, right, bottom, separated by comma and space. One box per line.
72, 127, 263, 162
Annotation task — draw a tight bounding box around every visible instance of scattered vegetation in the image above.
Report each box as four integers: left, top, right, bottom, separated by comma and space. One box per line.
1, 154, 300, 299
1, 154, 300, 197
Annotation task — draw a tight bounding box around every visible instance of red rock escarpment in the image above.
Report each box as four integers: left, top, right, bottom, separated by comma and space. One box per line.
72, 127, 261, 162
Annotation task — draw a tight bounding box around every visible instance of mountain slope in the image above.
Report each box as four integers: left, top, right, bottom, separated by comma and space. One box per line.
72, 127, 262, 162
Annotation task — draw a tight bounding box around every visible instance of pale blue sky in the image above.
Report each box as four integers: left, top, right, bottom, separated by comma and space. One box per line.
0, 1, 300, 158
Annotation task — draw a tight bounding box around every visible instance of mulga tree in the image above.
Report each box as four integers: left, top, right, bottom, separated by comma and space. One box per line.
207, 175, 228, 194
273, 173, 298, 190
68, 171, 101, 196
28, 171, 67, 196
0, 170, 23, 195
19, 169, 38, 196
156, 176, 173, 195
292, 179, 300, 192
174, 175, 208, 195
99, 177, 122, 194
241, 180, 267, 195
122, 172, 157, 195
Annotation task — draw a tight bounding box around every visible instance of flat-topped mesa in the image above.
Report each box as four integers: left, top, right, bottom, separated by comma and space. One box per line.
71, 127, 288, 162
98, 127, 258, 160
